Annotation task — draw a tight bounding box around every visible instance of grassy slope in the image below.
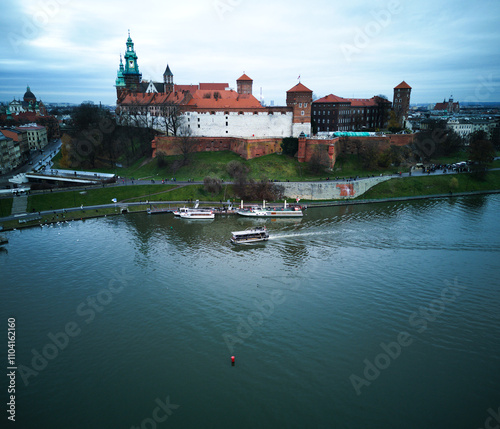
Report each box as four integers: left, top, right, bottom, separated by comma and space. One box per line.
27, 185, 177, 212
360, 170, 500, 199
0, 198, 13, 217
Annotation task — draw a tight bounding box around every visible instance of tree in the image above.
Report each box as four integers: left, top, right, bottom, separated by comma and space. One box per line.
360, 141, 379, 169
469, 136, 495, 179
308, 145, 330, 174
174, 126, 197, 166
203, 176, 222, 196
281, 137, 299, 157
157, 103, 184, 136
388, 110, 402, 133
226, 160, 249, 180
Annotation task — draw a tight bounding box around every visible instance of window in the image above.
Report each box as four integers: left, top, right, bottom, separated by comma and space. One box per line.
304, 103, 308, 107
198, 124, 200, 128
301, 111, 305, 116
226, 122, 228, 126
299, 103, 303, 108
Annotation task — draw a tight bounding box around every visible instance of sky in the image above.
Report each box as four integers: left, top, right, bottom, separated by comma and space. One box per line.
1, 0, 499, 106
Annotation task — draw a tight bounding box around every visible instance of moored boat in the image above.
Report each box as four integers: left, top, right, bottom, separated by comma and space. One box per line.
236, 200, 303, 218
231, 226, 269, 244
179, 209, 215, 220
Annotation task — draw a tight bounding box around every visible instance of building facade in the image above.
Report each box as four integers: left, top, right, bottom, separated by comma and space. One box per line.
434, 97, 460, 113
15, 125, 48, 150
115, 34, 312, 138
312, 94, 391, 132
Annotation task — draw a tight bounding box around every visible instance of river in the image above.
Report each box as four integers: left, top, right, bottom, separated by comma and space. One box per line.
1, 195, 499, 428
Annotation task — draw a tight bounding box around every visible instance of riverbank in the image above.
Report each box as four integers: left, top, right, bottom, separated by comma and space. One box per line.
1, 170, 500, 231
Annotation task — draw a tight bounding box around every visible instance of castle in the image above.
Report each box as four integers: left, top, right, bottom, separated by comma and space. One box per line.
115, 33, 312, 139
115, 33, 413, 165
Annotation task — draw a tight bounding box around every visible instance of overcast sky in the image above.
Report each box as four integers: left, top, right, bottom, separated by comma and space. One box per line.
1, 0, 499, 106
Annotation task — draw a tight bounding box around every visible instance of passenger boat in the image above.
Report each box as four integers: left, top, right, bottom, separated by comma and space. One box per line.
236, 200, 303, 218
173, 207, 189, 216
231, 226, 269, 244
179, 209, 215, 220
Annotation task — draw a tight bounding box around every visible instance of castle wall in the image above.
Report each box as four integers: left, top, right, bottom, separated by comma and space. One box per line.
280, 176, 392, 200
152, 136, 283, 160
184, 110, 294, 138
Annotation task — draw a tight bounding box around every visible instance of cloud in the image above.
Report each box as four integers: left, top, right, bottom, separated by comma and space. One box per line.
1, 0, 499, 105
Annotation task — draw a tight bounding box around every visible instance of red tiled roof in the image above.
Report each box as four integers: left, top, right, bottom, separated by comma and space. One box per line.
237, 74, 252, 81
199, 83, 229, 90
174, 84, 199, 94
314, 94, 350, 104
434, 101, 459, 110
120, 91, 185, 105
186, 89, 263, 109
394, 81, 411, 89
348, 98, 377, 107
0, 130, 21, 141
313, 94, 379, 106
287, 82, 312, 93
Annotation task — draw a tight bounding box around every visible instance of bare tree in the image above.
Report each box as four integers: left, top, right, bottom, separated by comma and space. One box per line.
157, 103, 184, 136
174, 126, 197, 166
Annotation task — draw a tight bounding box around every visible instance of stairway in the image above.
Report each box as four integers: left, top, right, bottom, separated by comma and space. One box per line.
11, 194, 28, 215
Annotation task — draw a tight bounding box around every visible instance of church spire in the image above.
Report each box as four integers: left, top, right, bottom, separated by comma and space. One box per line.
163, 64, 174, 92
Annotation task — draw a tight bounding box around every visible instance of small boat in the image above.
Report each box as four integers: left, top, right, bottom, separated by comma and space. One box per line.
231, 226, 269, 244
179, 209, 215, 220
237, 200, 303, 218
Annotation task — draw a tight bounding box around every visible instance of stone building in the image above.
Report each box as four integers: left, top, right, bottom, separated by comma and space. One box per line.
115, 33, 312, 138
312, 94, 391, 132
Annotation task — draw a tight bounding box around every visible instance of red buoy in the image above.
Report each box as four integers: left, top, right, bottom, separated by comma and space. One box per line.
231, 356, 235, 366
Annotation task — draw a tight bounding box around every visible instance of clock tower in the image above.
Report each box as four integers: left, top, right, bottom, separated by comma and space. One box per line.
122, 31, 142, 91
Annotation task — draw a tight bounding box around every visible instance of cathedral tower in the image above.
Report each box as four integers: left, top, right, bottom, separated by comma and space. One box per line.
122, 31, 142, 91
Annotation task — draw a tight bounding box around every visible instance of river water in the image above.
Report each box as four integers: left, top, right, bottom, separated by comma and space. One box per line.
1, 195, 500, 429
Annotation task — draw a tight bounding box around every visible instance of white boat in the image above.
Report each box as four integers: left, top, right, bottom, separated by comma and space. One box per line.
231, 226, 269, 244
179, 209, 215, 220
173, 207, 190, 216
236, 200, 303, 218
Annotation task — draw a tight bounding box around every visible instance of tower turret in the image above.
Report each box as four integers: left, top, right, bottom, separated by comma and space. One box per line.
163, 64, 173, 93
237, 73, 253, 95
115, 54, 126, 100
122, 31, 142, 91
393, 81, 411, 126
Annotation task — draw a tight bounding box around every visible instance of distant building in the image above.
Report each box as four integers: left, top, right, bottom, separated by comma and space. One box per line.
0, 129, 30, 174
434, 97, 460, 113
8, 86, 48, 116
312, 94, 391, 132
15, 124, 48, 150
393, 81, 412, 125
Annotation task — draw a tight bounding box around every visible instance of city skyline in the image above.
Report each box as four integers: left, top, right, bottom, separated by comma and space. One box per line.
1, 0, 499, 106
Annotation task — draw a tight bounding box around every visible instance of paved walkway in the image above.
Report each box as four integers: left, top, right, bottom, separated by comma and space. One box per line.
10, 195, 28, 215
